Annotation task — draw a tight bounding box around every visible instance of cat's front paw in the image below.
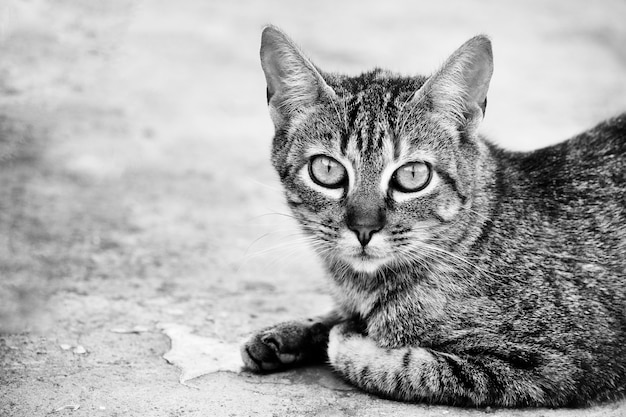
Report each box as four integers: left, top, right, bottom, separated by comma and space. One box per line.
241, 321, 321, 373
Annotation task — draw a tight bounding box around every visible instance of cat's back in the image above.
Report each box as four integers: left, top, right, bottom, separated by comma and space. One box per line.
503, 113, 625, 193
483, 112, 625, 290
478, 114, 626, 359
538, 112, 620, 174
492, 113, 625, 236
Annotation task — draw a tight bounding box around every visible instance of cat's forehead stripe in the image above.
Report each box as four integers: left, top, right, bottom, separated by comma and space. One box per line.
339, 87, 402, 156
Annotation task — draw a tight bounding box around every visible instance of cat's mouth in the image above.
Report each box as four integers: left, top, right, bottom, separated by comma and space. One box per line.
336, 233, 390, 273
344, 251, 388, 274
353, 247, 379, 260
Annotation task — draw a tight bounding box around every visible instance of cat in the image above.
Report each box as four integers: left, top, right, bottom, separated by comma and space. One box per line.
241, 25, 626, 407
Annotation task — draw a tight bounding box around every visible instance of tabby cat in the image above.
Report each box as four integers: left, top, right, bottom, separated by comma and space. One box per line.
241, 26, 626, 407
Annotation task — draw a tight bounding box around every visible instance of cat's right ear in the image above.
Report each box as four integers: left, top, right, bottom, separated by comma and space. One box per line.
412, 35, 493, 136
260, 26, 336, 129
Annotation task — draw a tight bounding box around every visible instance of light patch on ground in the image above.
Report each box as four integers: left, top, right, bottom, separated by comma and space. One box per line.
160, 323, 243, 388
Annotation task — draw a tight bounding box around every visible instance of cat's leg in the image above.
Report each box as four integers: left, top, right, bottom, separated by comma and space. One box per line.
241, 309, 343, 372
328, 322, 577, 407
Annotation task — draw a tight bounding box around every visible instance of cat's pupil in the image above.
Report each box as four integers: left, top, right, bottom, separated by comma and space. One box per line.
392, 161, 431, 193
308, 155, 347, 189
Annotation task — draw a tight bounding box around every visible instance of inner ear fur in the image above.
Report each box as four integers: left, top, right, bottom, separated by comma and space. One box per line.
260, 26, 336, 128
412, 35, 493, 132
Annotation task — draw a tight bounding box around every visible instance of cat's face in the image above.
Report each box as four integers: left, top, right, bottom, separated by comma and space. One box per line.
274, 80, 475, 274
260, 27, 493, 275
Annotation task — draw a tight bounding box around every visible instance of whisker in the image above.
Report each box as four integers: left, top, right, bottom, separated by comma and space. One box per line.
245, 236, 319, 258
464, 207, 495, 226
246, 233, 336, 274
420, 241, 504, 278
246, 179, 284, 193
245, 211, 299, 223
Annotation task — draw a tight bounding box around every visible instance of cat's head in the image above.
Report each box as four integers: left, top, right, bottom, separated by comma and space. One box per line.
260, 26, 493, 275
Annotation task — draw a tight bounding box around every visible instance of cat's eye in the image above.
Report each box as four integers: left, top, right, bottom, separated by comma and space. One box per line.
390, 161, 432, 193
308, 155, 347, 189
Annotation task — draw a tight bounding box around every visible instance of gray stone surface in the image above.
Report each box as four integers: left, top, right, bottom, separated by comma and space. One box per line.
1, 0, 626, 415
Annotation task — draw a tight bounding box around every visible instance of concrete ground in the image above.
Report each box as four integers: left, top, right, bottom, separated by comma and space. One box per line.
1, 0, 626, 416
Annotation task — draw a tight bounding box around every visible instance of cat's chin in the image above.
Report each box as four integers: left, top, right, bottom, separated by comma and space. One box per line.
345, 255, 388, 274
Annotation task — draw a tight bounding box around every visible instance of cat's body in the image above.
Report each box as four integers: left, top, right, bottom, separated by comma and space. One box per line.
241, 26, 626, 407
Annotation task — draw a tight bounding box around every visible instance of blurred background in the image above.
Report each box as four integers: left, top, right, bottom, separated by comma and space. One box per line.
1, 1, 625, 415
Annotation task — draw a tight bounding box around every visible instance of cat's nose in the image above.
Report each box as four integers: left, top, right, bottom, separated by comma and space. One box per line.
346, 201, 386, 247
349, 224, 383, 247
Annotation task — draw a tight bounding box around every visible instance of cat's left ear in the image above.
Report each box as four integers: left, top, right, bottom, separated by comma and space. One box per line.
412, 35, 493, 135
260, 26, 336, 130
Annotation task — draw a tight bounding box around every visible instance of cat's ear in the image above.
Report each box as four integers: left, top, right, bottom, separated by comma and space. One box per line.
412, 35, 493, 134
260, 26, 336, 129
